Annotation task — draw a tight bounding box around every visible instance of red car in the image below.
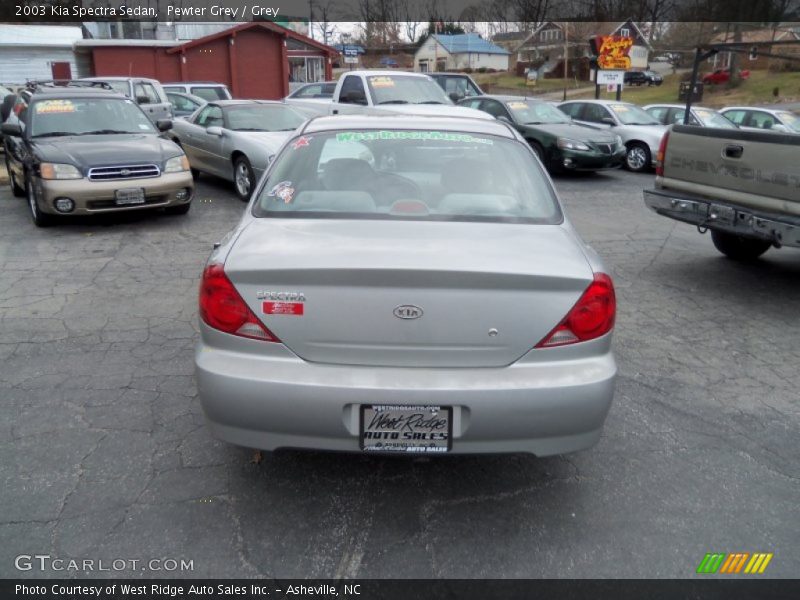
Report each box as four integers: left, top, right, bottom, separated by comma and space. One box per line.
702, 69, 750, 84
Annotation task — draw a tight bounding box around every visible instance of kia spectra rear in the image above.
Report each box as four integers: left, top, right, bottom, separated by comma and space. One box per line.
195, 115, 617, 456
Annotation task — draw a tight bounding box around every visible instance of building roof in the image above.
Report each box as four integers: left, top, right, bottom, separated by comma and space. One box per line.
710, 27, 800, 44
166, 22, 337, 57
492, 31, 530, 43
433, 33, 510, 55
0, 24, 83, 47
75, 39, 180, 49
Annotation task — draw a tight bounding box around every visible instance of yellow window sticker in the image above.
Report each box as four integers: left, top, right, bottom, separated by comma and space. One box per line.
36, 100, 76, 114
507, 101, 528, 109
369, 76, 395, 88
610, 104, 629, 113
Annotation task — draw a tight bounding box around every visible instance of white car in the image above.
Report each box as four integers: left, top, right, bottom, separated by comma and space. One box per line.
719, 106, 800, 134
558, 100, 668, 172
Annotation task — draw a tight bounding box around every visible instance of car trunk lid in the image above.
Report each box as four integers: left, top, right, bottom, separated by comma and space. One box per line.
224, 219, 594, 368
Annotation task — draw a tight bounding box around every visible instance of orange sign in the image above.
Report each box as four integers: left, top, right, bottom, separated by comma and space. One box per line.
594, 35, 634, 70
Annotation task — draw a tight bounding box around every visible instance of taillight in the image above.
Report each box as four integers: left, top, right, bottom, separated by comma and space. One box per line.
199, 264, 279, 342
655, 130, 670, 177
535, 273, 616, 348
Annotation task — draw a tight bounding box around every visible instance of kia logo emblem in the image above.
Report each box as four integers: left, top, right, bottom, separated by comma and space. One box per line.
393, 305, 423, 320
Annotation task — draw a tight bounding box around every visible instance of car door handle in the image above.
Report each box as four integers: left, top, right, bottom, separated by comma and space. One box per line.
332, 109, 339, 115
723, 144, 743, 159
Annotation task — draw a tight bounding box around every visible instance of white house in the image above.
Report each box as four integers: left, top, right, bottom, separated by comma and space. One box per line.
0, 24, 86, 85
415, 33, 510, 72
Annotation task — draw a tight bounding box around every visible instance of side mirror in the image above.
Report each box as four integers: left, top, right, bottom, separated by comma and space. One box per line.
497, 115, 512, 124
1, 123, 22, 137
156, 119, 173, 132
601, 117, 616, 126
448, 92, 462, 103
206, 126, 223, 136
136, 95, 151, 105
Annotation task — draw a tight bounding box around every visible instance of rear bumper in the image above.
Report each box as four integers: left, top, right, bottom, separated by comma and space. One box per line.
35, 172, 194, 215
644, 188, 800, 248
195, 329, 617, 457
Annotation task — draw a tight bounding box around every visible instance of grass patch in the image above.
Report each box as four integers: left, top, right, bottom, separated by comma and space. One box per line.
472, 72, 592, 94
567, 70, 800, 108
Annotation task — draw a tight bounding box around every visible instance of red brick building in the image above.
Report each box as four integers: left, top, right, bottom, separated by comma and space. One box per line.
74, 22, 337, 99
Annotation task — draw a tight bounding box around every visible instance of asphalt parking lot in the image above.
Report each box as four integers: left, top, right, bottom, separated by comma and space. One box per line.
1, 169, 798, 579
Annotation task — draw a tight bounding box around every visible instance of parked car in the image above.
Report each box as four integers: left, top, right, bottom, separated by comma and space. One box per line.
80, 76, 172, 122
169, 100, 308, 200
283, 82, 337, 111
195, 114, 617, 456
283, 70, 493, 120
702, 69, 750, 84
162, 82, 232, 102
379, 57, 399, 68
644, 123, 800, 260
459, 95, 626, 172
2, 82, 192, 227
644, 104, 737, 128
558, 100, 668, 172
428, 72, 484, 101
623, 70, 663, 86
719, 106, 800, 133
166, 91, 206, 118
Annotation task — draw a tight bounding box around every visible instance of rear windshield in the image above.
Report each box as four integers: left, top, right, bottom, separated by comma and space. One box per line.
29, 98, 155, 137
252, 130, 561, 224
225, 104, 306, 132
365, 75, 452, 106
191, 86, 231, 101
609, 103, 661, 125
777, 111, 800, 133
693, 108, 737, 128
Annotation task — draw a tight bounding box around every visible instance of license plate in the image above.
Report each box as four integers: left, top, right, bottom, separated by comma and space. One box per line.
115, 188, 146, 205
360, 405, 452, 453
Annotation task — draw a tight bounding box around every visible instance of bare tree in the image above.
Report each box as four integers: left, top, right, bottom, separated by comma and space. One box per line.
312, 0, 339, 45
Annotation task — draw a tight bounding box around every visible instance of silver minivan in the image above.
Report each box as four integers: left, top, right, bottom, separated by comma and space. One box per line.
80, 77, 172, 123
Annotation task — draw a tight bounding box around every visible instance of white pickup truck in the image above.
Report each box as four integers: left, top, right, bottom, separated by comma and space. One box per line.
284, 70, 492, 120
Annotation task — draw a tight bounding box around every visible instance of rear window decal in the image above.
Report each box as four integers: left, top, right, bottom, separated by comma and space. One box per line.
35, 100, 75, 114
292, 136, 312, 149
507, 101, 528, 109
335, 131, 493, 145
268, 181, 295, 204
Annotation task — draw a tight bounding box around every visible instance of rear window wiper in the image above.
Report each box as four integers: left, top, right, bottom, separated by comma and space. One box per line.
377, 100, 409, 105
417, 101, 444, 104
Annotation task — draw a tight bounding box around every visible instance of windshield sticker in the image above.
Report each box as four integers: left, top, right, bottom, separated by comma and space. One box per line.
292, 135, 312, 149
35, 100, 75, 114
138, 123, 151, 130
610, 105, 629, 113
335, 130, 493, 145
268, 181, 295, 204
507, 101, 528, 109
369, 76, 395, 88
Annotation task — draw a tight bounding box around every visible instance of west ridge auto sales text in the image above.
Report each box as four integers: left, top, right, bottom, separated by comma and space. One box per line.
16, 583, 357, 597
14, 5, 281, 18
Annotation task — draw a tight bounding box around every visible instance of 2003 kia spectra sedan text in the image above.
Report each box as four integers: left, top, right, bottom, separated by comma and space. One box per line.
195, 115, 617, 456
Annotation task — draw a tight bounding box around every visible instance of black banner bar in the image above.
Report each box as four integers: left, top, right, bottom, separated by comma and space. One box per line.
1, 0, 799, 23
3, 579, 800, 600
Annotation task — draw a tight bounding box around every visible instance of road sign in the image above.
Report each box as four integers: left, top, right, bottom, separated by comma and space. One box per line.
344, 56, 358, 64
597, 70, 624, 86
343, 46, 359, 57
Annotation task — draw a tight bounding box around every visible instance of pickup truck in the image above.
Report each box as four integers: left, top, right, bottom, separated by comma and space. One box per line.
644, 125, 800, 260
283, 70, 491, 120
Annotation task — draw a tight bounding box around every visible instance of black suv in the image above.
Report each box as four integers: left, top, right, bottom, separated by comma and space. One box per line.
623, 70, 663, 87
2, 81, 193, 227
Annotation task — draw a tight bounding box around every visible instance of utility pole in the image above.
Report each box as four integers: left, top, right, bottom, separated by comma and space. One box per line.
562, 23, 568, 102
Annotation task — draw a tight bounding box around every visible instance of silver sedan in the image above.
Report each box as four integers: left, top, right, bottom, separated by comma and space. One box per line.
170, 100, 308, 200
195, 115, 617, 456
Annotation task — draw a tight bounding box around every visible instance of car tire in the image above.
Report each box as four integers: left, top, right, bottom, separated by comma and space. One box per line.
26, 172, 53, 228
529, 140, 546, 165
233, 156, 255, 202
6, 154, 24, 197
165, 202, 191, 216
710, 230, 771, 261
625, 142, 651, 173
